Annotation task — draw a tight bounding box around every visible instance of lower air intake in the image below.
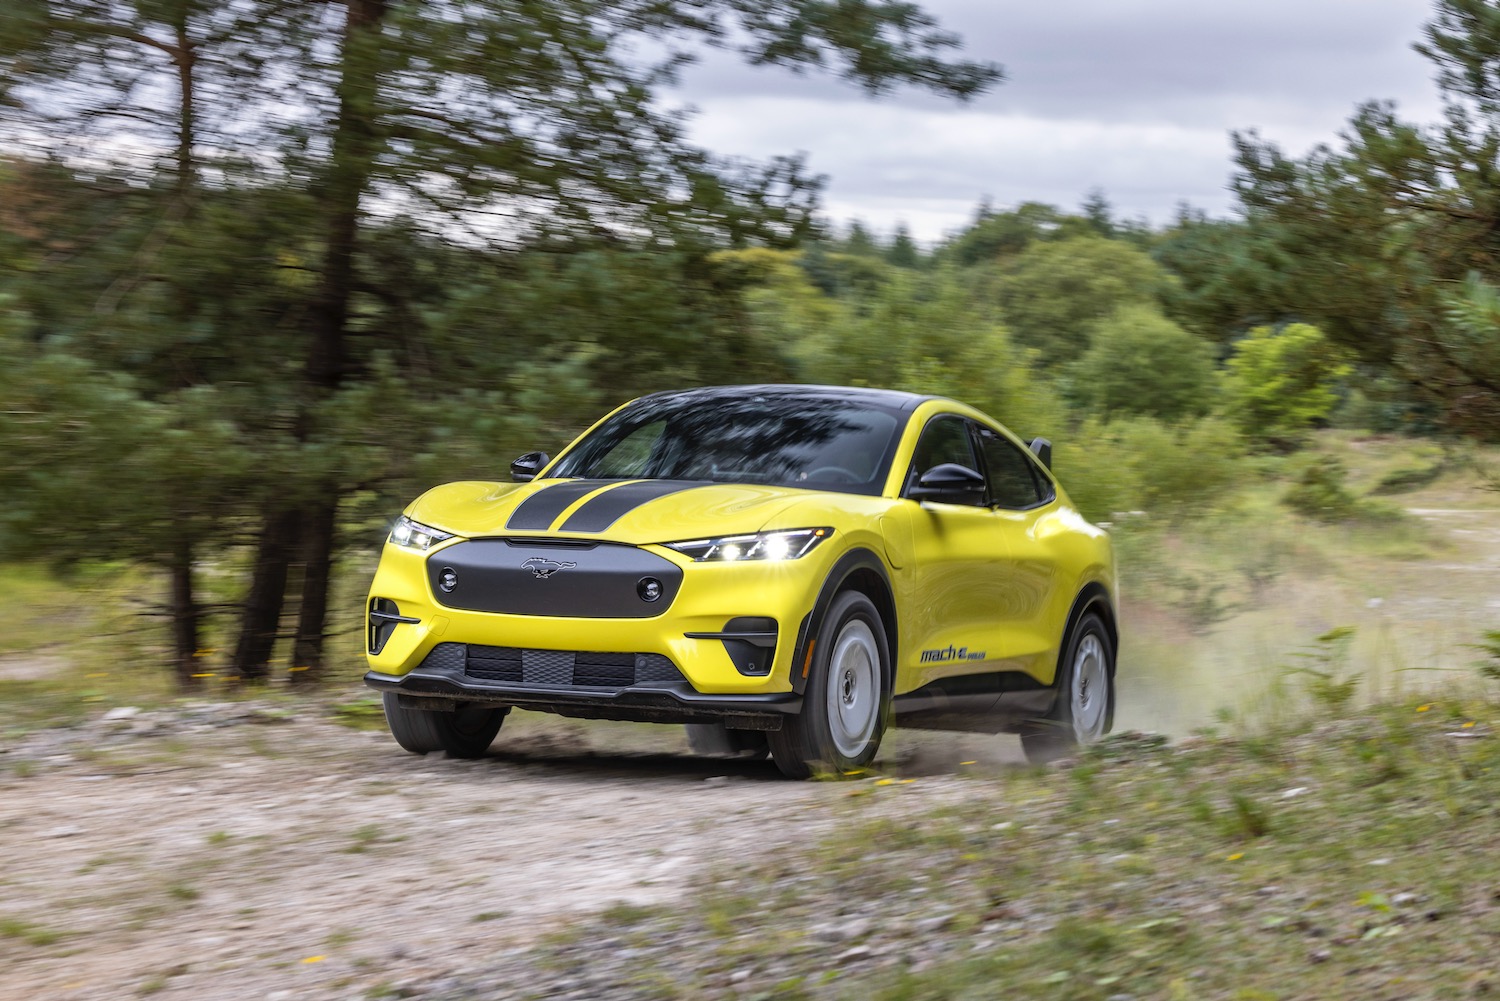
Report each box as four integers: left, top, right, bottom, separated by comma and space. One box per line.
417, 642, 684, 689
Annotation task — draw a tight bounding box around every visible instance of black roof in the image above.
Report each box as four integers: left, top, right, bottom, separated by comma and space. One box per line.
634, 384, 933, 413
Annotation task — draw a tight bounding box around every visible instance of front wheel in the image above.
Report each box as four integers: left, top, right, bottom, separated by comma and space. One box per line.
1021, 611, 1114, 764
769, 591, 889, 779
382, 693, 508, 759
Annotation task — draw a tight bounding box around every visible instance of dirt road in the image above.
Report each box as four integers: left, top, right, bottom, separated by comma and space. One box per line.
1, 710, 1008, 1001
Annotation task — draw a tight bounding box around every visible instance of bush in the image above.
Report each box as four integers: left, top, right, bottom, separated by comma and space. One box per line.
1282, 455, 1405, 523
1223, 323, 1352, 449
1282, 456, 1362, 521
1068, 305, 1217, 421
1055, 416, 1247, 523
1370, 453, 1446, 495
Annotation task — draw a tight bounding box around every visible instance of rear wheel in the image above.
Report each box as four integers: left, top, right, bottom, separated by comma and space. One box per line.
382, 693, 507, 759
1021, 611, 1114, 764
770, 591, 889, 779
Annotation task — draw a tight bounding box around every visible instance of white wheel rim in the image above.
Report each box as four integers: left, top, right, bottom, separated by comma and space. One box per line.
1071, 634, 1109, 742
826, 619, 880, 758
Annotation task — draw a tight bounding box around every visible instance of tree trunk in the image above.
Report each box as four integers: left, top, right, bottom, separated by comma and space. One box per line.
230, 0, 387, 686
278, 0, 387, 685
230, 506, 302, 681
290, 496, 337, 684
223, 2, 386, 685
169, 537, 201, 691
172, 20, 197, 195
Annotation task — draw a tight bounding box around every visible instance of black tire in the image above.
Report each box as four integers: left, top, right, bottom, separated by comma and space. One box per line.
1021, 610, 1114, 764
382, 693, 507, 759
684, 723, 771, 759
770, 591, 890, 779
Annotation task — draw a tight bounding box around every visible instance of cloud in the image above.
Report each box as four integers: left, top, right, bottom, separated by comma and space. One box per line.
662, 0, 1448, 241
688, 97, 1236, 238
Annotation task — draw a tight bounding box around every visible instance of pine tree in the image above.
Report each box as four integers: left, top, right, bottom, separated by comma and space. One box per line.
1, 1, 1002, 682
1229, 0, 1500, 435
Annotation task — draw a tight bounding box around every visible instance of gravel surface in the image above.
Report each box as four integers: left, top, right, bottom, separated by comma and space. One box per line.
1, 705, 1012, 1001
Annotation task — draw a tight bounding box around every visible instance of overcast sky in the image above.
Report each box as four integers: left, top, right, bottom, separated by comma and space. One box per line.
664, 0, 1447, 244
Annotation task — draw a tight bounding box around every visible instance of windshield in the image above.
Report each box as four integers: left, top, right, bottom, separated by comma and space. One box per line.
549, 393, 905, 496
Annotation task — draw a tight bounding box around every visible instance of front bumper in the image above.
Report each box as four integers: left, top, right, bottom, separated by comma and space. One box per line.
365, 645, 801, 727
366, 535, 836, 696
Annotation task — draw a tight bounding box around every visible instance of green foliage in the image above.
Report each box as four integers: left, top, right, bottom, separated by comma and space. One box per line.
1158, 569, 1238, 634
1227, 790, 1272, 840
1056, 416, 1247, 522
1150, 211, 1270, 343
1370, 452, 1447, 495
329, 697, 387, 731
885, 223, 922, 269
733, 258, 1068, 438
1472, 630, 1500, 682
1223, 2, 1500, 437
0, 917, 64, 948
1434, 273, 1500, 432
938, 200, 1098, 266
993, 236, 1175, 364
1279, 455, 1405, 526
1283, 626, 1360, 715
1281, 457, 1362, 522
1069, 305, 1217, 420
1223, 324, 1351, 448
0, 331, 258, 562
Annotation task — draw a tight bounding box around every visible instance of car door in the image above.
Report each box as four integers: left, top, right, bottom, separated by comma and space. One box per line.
972, 424, 1063, 678
901, 414, 1014, 690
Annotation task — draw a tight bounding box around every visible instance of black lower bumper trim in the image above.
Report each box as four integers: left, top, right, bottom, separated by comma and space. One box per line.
364, 669, 801, 727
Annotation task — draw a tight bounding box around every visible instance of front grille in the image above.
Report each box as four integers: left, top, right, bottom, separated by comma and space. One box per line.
417, 642, 685, 690
427, 539, 683, 618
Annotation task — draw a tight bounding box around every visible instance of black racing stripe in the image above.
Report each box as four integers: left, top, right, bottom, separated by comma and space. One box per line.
557, 480, 708, 533
505, 480, 610, 531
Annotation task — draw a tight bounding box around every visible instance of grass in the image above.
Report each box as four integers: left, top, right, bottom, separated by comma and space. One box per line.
329, 695, 387, 730
504, 699, 1500, 1000
0, 917, 66, 947
0, 563, 101, 656
342, 823, 405, 854
1105, 433, 1500, 737
166, 883, 201, 902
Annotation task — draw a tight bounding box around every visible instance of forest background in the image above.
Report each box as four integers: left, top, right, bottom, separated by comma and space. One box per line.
2, 0, 1499, 699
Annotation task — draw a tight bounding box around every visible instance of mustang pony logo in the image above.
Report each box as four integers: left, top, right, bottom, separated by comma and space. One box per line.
522, 557, 577, 579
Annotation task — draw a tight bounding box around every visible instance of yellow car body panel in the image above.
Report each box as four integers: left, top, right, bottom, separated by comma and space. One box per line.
364, 386, 1115, 740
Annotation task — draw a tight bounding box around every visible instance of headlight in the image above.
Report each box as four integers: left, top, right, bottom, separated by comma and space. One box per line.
665, 528, 830, 562
389, 514, 455, 551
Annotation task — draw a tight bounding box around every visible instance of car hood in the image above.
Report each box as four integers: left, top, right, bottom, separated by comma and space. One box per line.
407, 478, 820, 546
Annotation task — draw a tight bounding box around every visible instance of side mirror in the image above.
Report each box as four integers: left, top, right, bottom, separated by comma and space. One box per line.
510, 451, 550, 483
1028, 437, 1052, 469
909, 462, 986, 505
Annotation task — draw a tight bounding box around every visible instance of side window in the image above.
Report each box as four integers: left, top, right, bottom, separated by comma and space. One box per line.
906, 416, 981, 500
977, 428, 1048, 509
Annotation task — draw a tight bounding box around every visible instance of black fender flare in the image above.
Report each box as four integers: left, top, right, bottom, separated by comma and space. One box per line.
789, 547, 898, 696
1060, 581, 1118, 669
1050, 581, 1118, 729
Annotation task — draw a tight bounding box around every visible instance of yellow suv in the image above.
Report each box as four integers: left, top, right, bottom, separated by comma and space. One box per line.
365, 385, 1117, 777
